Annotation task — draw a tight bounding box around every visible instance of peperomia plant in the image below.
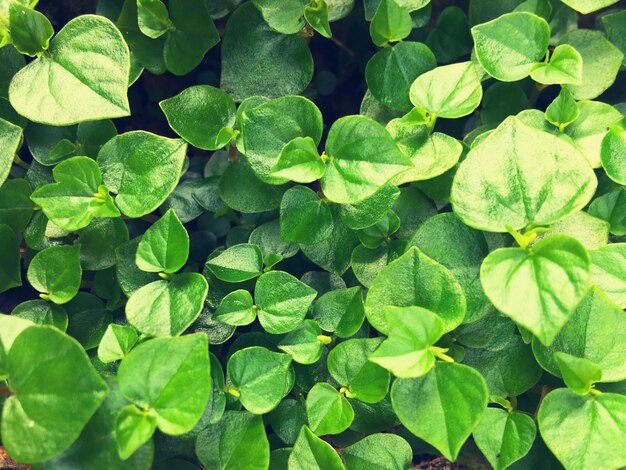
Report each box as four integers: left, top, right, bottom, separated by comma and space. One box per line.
1, 0, 626, 468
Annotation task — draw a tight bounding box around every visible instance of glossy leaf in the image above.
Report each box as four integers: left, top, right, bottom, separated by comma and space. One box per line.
136, 209, 189, 273
97, 324, 139, 364
306, 383, 354, 435
288, 425, 345, 470
270, 137, 325, 183
530, 44, 582, 85
370, 0, 412, 47
27, 244, 82, 304
214, 289, 256, 326
601, 117, 626, 185
205, 243, 263, 282
555, 352, 602, 395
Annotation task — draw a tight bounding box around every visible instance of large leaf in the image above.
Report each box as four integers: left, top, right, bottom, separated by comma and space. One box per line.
288, 425, 345, 470
136, 208, 189, 273
342, 433, 412, 470
205, 243, 263, 282
9, 15, 130, 125
306, 383, 354, 435
27, 244, 82, 305
559, 0, 619, 14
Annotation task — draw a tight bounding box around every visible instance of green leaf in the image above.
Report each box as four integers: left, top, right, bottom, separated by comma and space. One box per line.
163, 0, 219, 75
601, 9, 626, 66
473, 408, 536, 470
391, 362, 488, 461
196, 411, 270, 470
538, 389, 626, 470
160, 85, 236, 151
0, 179, 33, 235
555, 352, 602, 395
601, 117, 626, 185
64, 292, 112, 350
98, 131, 187, 218
426, 6, 472, 63
472, 12, 550, 82
482, 235, 591, 346
278, 320, 326, 365
588, 187, 626, 236
227, 346, 293, 414
365, 246, 466, 335
268, 398, 307, 445
117, 333, 211, 434
342, 433, 412, 470
280, 186, 333, 245
306, 383, 354, 435
116, 237, 160, 296
409, 61, 482, 118
11, 299, 68, 330
338, 183, 400, 231
255, 270, 317, 334
206, 243, 263, 282
537, 210, 608, 250
0, 117, 22, 187
78, 217, 129, 271
249, 220, 299, 262
0, 224, 21, 293
241, 96, 323, 184
97, 324, 139, 363
559, 0, 619, 14
327, 338, 390, 403
136, 0, 171, 38
545, 87, 579, 130
311, 286, 365, 338
27, 244, 82, 304
451, 116, 597, 232
532, 286, 626, 382
590, 243, 626, 308
2, 326, 109, 463
136, 209, 188, 273
305, 0, 332, 38
369, 306, 445, 378
270, 137, 325, 183
126, 272, 208, 337
114, 405, 157, 460
214, 289, 256, 326
370, 0, 412, 47
322, 115, 411, 204
9, 15, 130, 125
0, 314, 32, 377
530, 44, 582, 85
252, 0, 308, 34
288, 425, 345, 470
31, 156, 120, 232
8, 2, 53, 56
365, 41, 437, 112
221, 3, 313, 101
559, 29, 624, 100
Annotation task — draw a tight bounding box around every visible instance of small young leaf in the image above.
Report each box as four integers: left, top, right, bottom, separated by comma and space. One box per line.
136, 0, 171, 38
338, 183, 400, 230
601, 117, 626, 186
136, 209, 189, 273
311, 286, 365, 338
227, 346, 293, 414
280, 186, 333, 245
8, 2, 54, 56
530, 44, 583, 85
98, 324, 139, 364
115, 405, 157, 460
370, 0, 412, 47
270, 137, 325, 183
255, 270, 317, 334
288, 425, 345, 470
306, 383, 354, 435
305, 0, 332, 38
205, 243, 263, 282
278, 319, 325, 365
590, 243, 626, 308
252, 0, 308, 34
27, 244, 82, 304
214, 289, 256, 326
545, 87, 579, 130
554, 352, 602, 395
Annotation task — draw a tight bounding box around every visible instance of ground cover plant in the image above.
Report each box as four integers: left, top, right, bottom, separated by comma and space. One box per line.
0, 0, 625, 468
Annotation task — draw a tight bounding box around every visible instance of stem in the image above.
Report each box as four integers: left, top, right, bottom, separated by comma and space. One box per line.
13, 154, 30, 171
316, 335, 332, 345
223, 386, 241, 398
339, 387, 356, 399
429, 346, 455, 363
228, 143, 238, 163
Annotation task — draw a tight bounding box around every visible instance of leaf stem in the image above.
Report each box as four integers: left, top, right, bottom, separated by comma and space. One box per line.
316, 335, 332, 345
13, 154, 30, 171
429, 346, 454, 363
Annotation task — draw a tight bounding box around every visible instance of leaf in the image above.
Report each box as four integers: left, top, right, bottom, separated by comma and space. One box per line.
268, 398, 307, 445
214, 289, 256, 326
278, 320, 325, 365
280, 186, 333, 245
9, 15, 130, 125
136, 0, 171, 38
97, 324, 139, 363
227, 346, 293, 414
160, 85, 236, 151
270, 137, 325, 183
114, 405, 157, 460
196, 411, 270, 470
31, 156, 120, 232
391, 362, 488, 461
472, 12, 550, 82
601, 117, 626, 185
78, 217, 129, 271
545, 87, 579, 130
241, 96, 323, 184
481, 235, 591, 346
115, 238, 160, 296
205, 243, 263, 282
163, 0, 219, 75
322, 115, 411, 204
327, 338, 390, 403
221, 3, 313, 101
409, 61, 482, 118
117, 333, 211, 435
8, 2, 53, 56
338, 183, 400, 231
369, 306, 444, 378
2, 326, 109, 463
311, 286, 365, 338
538, 389, 626, 470
0, 179, 36, 235
530, 44, 582, 85
0, 117, 22, 187
601, 9, 626, 66
555, 353, 602, 395
365, 41, 437, 112
559, 29, 624, 100
370, 0, 412, 47
11, 299, 68, 331
306, 383, 354, 436
126, 272, 208, 337
305, 0, 332, 38
98, 131, 187, 218
588, 187, 626, 236
27, 244, 82, 304
532, 286, 626, 382
451, 116, 597, 232
0, 224, 21, 293
64, 292, 112, 350
473, 408, 536, 470
342, 433, 413, 470
254, 270, 317, 334
590, 243, 626, 308
136, 209, 189, 273
252, 0, 308, 34
426, 6, 473, 64
559, 0, 619, 14
288, 425, 345, 470
365, 246, 466, 335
